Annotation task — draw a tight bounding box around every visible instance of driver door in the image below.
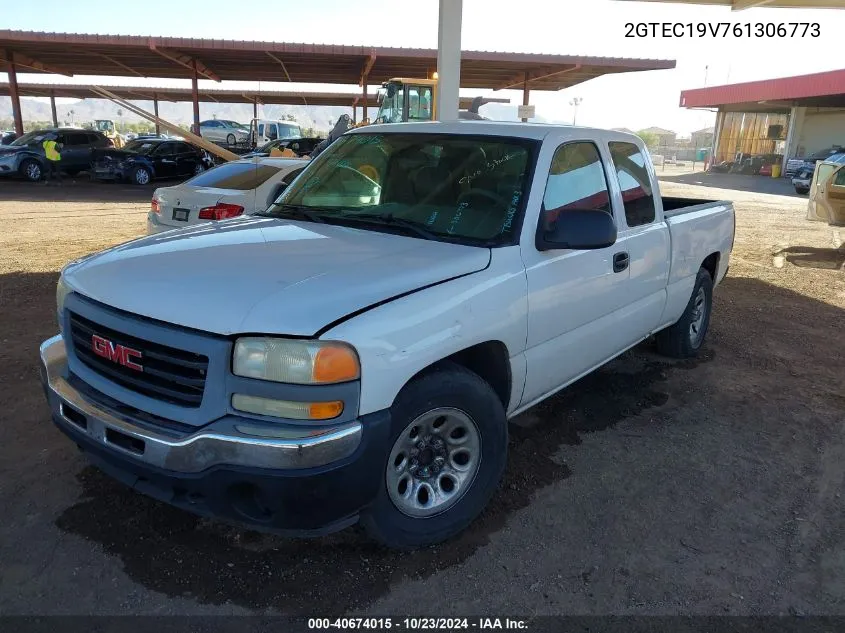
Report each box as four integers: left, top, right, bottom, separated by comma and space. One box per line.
818, 164, 845, 225
152, 143, 178, 178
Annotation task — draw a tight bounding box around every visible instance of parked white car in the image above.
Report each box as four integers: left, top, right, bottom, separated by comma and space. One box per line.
42, 122, 734, 549
147, 157, 308, 234
199, 119, 250, 145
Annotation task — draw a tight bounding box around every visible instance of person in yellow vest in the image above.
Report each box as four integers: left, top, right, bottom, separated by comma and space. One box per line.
42, 135, 63, 184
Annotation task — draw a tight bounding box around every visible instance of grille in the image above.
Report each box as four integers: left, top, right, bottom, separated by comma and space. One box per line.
68, 311, 208, 408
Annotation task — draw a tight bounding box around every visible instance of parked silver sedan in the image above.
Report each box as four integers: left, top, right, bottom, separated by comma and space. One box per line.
199, 119, 250, 146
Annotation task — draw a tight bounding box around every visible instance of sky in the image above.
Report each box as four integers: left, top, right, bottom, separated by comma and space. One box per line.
3, 0, 845, 135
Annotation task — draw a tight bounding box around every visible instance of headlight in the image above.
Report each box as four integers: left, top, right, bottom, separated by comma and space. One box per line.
233, 337, 360, 385
56, 276, 71, 324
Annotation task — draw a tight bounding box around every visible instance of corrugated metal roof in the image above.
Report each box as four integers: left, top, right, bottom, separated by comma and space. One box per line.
680, 69, 845, 109
0, 29, 675, 92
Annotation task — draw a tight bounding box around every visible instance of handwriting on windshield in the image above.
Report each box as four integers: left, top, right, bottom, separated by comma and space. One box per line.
459, 153, 519, 187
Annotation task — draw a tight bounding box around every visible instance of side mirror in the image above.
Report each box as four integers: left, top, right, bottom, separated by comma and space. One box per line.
536, 208, 617, 251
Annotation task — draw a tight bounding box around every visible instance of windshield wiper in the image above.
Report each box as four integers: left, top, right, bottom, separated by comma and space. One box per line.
261, 203, 326, 223
341, 213, 439, 241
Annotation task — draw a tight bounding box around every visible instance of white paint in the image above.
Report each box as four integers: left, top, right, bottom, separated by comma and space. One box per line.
436, 0, 462, 122
60, 121, 736, 420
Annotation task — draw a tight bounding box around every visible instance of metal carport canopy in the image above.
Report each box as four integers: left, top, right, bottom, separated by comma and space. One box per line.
0, 30, 674, 90
0, 82, 382, 108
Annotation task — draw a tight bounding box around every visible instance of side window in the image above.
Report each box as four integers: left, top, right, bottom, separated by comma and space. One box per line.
154, 143, 177, 156
175, 142, 194, 154
608, 141, 656, 227
833, 168, 845, 187
542, 141, 611, 227
408, 86, 433, 121
65, 133, 89, 146
817, 163, 837, 188
87, 133, 103, 145
267, 125, 279, 140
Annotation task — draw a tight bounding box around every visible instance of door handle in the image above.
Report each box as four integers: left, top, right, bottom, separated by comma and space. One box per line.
613, 252, 629, 273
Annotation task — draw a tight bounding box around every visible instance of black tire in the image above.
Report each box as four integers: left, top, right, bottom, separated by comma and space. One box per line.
19, 158, 42, 182
131, 166, 151, 185
656, 267, 714, 358
226, 133, 236, 146
361, 361, 508, 549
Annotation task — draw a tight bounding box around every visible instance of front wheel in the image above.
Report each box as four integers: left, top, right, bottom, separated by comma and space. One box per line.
20, 159, 42, 182
226, 133, 236, 146
656, 267, 714, 358
362, 362, 508, 549
131, 166, 151, 185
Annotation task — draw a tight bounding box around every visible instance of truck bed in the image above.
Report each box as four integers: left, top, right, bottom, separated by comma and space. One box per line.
661, 196, 732, 218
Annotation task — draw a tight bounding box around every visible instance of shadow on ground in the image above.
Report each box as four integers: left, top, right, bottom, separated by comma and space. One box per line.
775, 245, 845, 271
0, 177, 158, 204
658, 171, 800, 197
54, 348, 700, 614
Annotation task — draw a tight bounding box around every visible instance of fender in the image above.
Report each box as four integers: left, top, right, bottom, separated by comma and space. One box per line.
320, 247, 529, 417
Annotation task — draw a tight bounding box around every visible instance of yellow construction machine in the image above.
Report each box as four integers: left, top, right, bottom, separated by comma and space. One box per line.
93, 119, 125, 148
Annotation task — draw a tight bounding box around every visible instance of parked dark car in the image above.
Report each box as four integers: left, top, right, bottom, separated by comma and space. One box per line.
242, 137, 323, 158
92, 138, 212, 185
0, 128, 112, 181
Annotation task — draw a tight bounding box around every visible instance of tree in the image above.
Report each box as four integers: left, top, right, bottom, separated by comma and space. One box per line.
636, 130, 659, 151
68, 109, 75, 126
117, 108, 123, 118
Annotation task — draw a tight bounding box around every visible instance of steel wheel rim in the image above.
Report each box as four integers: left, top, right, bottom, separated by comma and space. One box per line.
136, 169, 150, 185
27, 163, 41, 180
689, 287, 707, 347
194, 163, 205, 174
386, 407, 481, 518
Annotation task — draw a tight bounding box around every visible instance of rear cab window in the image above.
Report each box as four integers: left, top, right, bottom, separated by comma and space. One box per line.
188, 162, 282, 190
608, 141, 656, 227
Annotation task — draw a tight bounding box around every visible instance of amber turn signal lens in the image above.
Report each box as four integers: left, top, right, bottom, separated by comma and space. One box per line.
313, 346, 360, 383
308, 401, 345, 420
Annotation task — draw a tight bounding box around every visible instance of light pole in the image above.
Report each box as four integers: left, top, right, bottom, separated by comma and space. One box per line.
570, 98, 583, 126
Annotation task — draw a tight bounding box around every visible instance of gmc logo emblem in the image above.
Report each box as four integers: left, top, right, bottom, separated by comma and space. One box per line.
91, 334, 143, 372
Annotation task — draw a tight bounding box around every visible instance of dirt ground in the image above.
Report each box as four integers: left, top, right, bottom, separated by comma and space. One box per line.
1, 173, 844, 616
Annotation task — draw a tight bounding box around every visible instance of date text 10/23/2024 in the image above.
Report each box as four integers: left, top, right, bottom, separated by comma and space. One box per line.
308, 618, 529, 630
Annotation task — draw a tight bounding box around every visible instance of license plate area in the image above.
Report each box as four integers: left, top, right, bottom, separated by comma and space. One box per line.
172, 208, 190, 222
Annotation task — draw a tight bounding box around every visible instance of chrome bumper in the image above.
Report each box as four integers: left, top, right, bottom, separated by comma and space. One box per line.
40, 335, 363, 473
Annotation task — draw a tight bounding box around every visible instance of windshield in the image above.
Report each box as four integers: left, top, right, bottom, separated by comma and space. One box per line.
375, 85, 403, 124
122, 140, 160, 154
278, 124, 302, 139
10, 131, 51, 146
187, 162, 283, 189
266, 133, 536, 246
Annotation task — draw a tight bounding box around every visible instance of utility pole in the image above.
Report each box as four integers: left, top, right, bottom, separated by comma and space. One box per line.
570, 97, 583, 126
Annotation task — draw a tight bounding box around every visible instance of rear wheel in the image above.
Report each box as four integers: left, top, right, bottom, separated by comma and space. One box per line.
656, 267, 713, 358
131, 166, 151, 185
20, 159, 42, 182
362, 362, 508, 549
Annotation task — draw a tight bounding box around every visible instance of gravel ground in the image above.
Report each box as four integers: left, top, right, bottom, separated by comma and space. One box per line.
0, 174, 843, 616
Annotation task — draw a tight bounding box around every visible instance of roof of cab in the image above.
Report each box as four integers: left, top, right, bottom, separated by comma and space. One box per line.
347, 120, 644, 144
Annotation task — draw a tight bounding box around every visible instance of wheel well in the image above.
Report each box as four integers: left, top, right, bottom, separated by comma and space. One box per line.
701, 252, 720, 280
413, 341, 512, 410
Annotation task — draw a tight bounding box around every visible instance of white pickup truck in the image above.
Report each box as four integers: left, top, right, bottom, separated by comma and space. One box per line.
40, 122, 734, 548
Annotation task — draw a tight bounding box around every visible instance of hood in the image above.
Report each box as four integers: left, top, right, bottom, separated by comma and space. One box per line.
0, 145, 25, 154
93, 148, 141, 161
62, 217, 490, 336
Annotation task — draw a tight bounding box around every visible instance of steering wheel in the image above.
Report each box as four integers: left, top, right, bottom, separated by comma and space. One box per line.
457, 188, 510, 208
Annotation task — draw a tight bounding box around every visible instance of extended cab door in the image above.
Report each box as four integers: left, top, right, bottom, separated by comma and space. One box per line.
605, 141, 670, 336
519, 139, 636, 406
818, 163, 845, 224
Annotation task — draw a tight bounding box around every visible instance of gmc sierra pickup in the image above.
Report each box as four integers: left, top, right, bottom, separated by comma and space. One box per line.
40, 122, 735, 548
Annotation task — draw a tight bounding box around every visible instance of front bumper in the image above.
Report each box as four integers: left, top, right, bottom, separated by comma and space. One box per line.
40, 335, 392, 534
